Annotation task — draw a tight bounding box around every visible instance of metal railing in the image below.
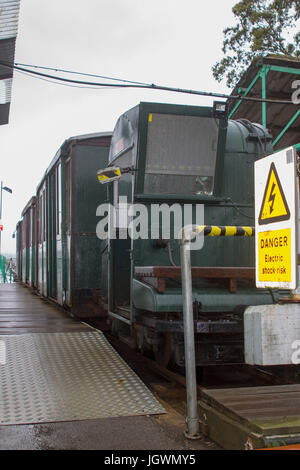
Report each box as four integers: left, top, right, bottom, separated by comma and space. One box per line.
0, 255, 13, 283
179, 225, 255, 439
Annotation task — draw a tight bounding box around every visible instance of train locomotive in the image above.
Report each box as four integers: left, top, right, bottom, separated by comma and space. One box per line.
16, 101, 287, 367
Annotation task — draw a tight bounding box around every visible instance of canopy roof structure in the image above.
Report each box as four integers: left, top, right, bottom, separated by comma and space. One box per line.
228, 56, 300, 152
0, 0, 21, 125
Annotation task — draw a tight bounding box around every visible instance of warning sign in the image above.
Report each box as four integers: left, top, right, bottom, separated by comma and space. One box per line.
258, 229, 292, 283
255, 147, 297, 289
258, 162, 290, 225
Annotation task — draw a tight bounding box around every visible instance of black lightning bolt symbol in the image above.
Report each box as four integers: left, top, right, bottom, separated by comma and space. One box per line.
268, 183, 276, 214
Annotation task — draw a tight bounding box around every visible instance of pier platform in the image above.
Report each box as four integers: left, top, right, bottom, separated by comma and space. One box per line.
0, 283, 203, 450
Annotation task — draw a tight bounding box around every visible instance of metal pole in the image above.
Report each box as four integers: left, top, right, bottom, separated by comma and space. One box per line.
180, 236, 200, 440
179, 225, 254, 440
261, 67, 267, 128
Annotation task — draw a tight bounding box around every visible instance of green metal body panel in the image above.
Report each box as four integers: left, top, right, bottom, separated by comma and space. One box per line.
25, 247, 29, 282
47, 169, 57, 299
132, 279, 279, 313
30, 246, 36, 286
21, 247, 26, 282
37, 180, 47, 297
16, 221, 22, 280
18, 197, 37, 288
72, 144, 108, 291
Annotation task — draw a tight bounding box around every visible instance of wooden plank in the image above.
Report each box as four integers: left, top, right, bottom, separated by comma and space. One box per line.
219, 393, 300, 408
203, 385, 300, 398
135, 266, 255, 279
235, 409, 300, 420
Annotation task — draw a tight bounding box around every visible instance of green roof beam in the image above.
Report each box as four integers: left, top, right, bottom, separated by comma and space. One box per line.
261, 66, 269, 128
268, 65, 300, 76
272, 108, 300, 147
228, 70, 261, 119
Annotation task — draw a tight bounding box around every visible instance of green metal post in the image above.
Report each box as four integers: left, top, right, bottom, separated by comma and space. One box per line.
272, 109, 300, 147
229, 71, 261, 119
261, 67, 267, 128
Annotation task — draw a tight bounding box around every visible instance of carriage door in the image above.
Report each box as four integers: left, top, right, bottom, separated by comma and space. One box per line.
109, 178, 132, 319
47, 169, 57, 299
37, 182, 47, 296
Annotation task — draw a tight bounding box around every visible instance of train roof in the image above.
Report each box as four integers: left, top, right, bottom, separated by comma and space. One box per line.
21, 196, 36, 217
36, 131, 112, 192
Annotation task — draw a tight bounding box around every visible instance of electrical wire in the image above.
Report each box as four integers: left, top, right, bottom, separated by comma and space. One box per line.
15, 69, 120, 90
15, 62, 150, 86
166, 241, 177, 267
0, 60, 297, 105
226, 198, 255, 220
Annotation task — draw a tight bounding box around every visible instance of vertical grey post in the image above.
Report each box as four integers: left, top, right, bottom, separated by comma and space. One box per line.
180, 235, 200, 440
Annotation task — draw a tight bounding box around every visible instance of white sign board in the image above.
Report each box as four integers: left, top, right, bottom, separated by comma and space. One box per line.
255, 147, 297, 289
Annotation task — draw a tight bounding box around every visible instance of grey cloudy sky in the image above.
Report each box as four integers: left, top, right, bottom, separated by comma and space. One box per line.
1, 0, 237, 254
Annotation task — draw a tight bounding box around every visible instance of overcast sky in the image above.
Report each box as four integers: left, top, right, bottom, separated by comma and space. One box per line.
1, 0, 237, 254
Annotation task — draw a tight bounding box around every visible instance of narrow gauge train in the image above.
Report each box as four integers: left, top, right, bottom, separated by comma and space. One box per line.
100, 102, 289, 367
16, 132, 111, 325
16, 102, 287, 367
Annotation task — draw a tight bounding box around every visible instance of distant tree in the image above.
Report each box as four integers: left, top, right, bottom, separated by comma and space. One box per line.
213, 0, 300, 87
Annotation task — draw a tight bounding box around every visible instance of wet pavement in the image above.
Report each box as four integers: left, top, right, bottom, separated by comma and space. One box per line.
0, 283, 217, 450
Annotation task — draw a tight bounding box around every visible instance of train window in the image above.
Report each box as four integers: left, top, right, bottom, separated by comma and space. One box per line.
56, 164, 61, 235
26, 213, 30, 248
32, 205, 36, 246
143, 113, 219, 195
65, 160, 71, 232
39, 195, 42, 244
109, 113, 134, 163
43, 189, 46, 242
110, 147, 133, 168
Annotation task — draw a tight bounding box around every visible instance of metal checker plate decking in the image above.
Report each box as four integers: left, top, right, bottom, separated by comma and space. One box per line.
0, 331, 165, 425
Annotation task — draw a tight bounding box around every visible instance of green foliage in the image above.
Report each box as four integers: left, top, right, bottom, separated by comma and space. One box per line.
213, 0, 300, 87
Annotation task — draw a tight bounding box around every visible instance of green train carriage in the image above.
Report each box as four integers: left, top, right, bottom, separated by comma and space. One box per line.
17, 132, 112, 322
99, 102, 284, 367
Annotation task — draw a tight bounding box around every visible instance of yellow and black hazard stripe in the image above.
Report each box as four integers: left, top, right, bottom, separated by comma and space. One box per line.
198, 226, 255, 237
97, 167, 121, 183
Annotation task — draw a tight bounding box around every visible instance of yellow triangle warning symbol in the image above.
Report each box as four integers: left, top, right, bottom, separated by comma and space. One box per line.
258, 162, 290, 225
